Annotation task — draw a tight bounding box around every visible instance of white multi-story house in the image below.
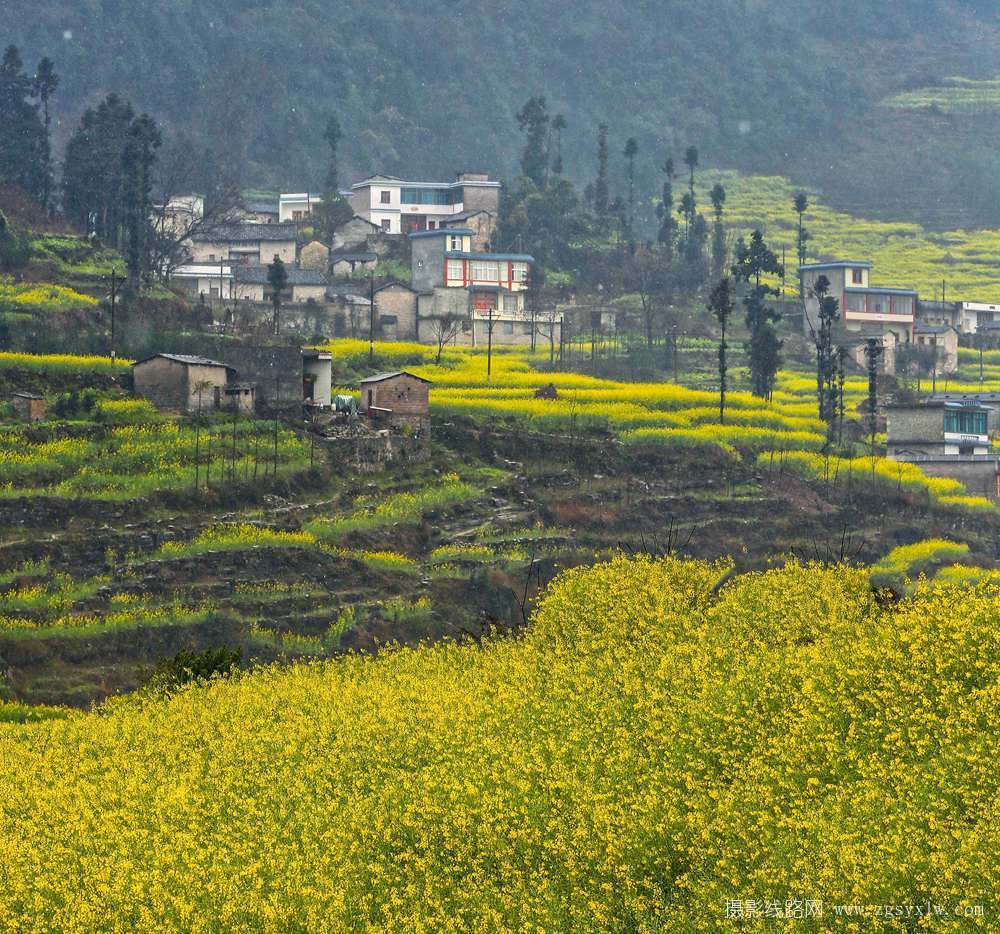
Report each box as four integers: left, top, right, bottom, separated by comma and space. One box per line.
349, 173, 500, 235
800, 260, 918, 375
279, 193, 323, 223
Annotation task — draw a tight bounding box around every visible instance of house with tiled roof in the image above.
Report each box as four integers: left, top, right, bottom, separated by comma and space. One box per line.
189, 223, 298, 265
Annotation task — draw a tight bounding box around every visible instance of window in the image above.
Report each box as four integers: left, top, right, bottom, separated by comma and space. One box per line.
449, 236, 461, 251
293, 211, 303, 221
891, 295, 913, 315
400, 187, 454, 205
512, 262, 529, 283
428, 221, 436, 229
379, 190, 391, 204
446, 260, 465, 281
852, 268, 864, 284
503, 322, 514, 335
208, 254, 216, 262
470, 261, 499, 281
381, 219, 392, 232
944, 410, 986, 436
868, 294, 889, 314
846, 293, 866, 313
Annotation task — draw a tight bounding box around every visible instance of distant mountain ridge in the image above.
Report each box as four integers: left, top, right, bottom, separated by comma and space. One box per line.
7, 0, 1000, 227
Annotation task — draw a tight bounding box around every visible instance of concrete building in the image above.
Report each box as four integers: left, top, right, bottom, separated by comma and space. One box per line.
887, 400, 1000, 500
913, 323, 959, 374
800, 261, 917, 374
409, 227, 552, 346
154, 195, 205, 236
132, 354, 234, 414
170, 262, 235, 302
232, 265, 329, 304
279, 193, 322, 224
928, 393, 1000, 434
440, 208, 496, 250
349, 173, 500, 235
12, 392, 46, 421
189, 224, 297, 265
302, 349, 333, 407
374, 282, 419, 341
359, 371, 431, 432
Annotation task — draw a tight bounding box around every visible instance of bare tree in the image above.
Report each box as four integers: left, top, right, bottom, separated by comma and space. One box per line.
149, 136, 243, 281
426, 312, 464, 364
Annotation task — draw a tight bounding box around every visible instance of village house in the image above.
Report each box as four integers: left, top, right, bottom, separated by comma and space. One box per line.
409, 227, 556, 346
359, 371, 431, 433
440, 208, 495, 250
239, 199, 279, 225
928, 392, 1000, 434
918, 299, 1000, 335
300, 241, 331, 270
189, 223, 297, 265
349, 172, 500, 235
154, 194, 205, 236
169, 261, 235, 302
132, 354, 235, 414
913, 322, 959, 374
232, 265, 329, 304
887, 400, 1000, 500
330, 249, 378, 277
279, 193, 323, 223
331, 215, 385, 251
800, 261, 917, 375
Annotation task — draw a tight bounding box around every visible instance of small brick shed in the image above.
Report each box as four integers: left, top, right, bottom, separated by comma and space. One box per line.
359, 371, 431, 429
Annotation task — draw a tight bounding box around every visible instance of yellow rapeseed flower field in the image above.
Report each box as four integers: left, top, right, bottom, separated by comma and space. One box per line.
1, 556, 1000, 928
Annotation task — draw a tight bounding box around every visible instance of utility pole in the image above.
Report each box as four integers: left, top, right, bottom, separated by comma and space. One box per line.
368, 272, 376, 362
108, 267, 119, 359
487, 303, 494, 385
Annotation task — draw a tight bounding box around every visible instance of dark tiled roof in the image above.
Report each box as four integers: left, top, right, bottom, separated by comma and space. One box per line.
331, 251, 378, 262
915, 323, 954, 334
134, 353, 232, 369
447, 209, 494, 221
233, 265, 329, 286
192, 223, 297, 243
243, 201, 278, 214
359, 370, 432, 385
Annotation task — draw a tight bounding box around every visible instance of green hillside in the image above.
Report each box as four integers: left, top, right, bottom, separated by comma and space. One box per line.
7, 0, 1000, 227
700, 171, 1000, 302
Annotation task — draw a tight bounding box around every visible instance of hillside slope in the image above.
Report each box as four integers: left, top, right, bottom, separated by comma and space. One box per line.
7, 0, 1000, 226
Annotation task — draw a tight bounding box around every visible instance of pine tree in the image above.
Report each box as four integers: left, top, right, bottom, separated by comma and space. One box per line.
623, 137, 638, 241
594, 123, 609, 217
794, 192, 810, 266
516, 96, 549, 187
710, 182, 727, 278
63, 93, 137, 243
708, 276, 734, 424
268, 256, 289, 335
657, 157, 677, 257
122, 113, 161, 285
551, 114, 566, 175
32, 57, 58, 209
0, 46, 47, 202
812, 274, 840, 435
314, 115, 353, 240
732, 230, 784, 399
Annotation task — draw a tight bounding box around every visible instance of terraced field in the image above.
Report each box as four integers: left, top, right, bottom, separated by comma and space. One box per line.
697, 171, 1000, 302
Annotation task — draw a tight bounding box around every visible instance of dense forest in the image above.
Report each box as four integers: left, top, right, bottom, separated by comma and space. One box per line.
5, 0, 1000, 229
